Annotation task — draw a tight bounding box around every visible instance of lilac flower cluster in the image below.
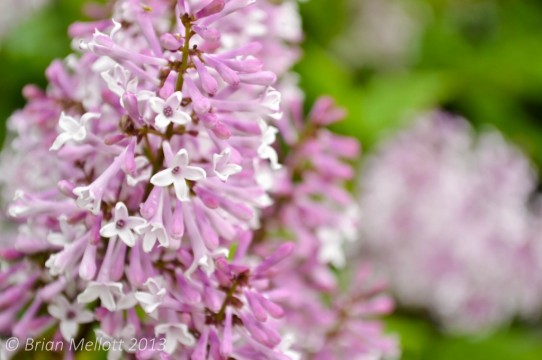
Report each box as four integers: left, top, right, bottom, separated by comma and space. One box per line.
261, 96, 399, 358
0, 0, 397, 359
359, 112, 542, 333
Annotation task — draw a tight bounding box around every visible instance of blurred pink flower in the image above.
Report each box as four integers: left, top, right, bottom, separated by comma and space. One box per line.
359, 112, 542, 333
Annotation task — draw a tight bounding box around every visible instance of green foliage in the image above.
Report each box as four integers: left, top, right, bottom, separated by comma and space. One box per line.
0, 0, 98, 145
298, 0, 542, 170
387, 313, 542, 360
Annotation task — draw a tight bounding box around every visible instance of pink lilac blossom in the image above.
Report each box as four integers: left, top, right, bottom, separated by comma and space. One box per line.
0, 0, 397, 358
257, 95, 399, 359
359, 112, 542, 333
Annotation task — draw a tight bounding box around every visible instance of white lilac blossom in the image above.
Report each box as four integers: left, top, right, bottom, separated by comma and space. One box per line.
134, 277, 167, 314
49, 112, 96, 151
100, 202, 146, 247
0, 0, 396, 358
213, 147, 242, 181
150, 147, 207, 202
149, 91, 191, 128
359, 112, 542, 333
47, 296, 94, 340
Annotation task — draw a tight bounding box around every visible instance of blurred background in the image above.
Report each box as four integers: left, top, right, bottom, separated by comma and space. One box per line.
2, 0, 542, 359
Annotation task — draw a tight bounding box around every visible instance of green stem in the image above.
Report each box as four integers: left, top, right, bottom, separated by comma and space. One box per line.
175, 16, 193, 92
142, 15, 193, 200
216, 279, 240, 323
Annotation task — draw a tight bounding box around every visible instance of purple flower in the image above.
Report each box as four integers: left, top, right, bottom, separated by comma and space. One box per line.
0, 0, 396, 358
359, 112, 542, 333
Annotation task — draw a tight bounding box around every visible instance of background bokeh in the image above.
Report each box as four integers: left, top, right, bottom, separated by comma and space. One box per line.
2, 0, 542, 359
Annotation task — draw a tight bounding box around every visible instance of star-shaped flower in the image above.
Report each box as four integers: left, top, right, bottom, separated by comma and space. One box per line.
134, 277, 167, 314
155, 323, 195, 354
77, 281, 125, 312
50, 112, 99, 151
150, 149, 206, 202
48, 295, 94, 340
136, 221, 169, 253
261, 87, 282, 120
95, 325, 136, 360
212, 148, 242, 181
149, 92, 191, 129
126, 156, 151, 187
101, 64, 137, 97
257, 119, 281, 170
100, 202, 146, 247
73, 186, 103, 215
47, 215, 86, 247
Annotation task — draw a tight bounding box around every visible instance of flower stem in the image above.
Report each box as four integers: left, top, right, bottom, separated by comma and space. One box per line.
216, 278, 240, 323
143, 14, 193, 200
175, 15, 193, 92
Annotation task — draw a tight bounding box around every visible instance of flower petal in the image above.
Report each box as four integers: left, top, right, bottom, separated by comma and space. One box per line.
151, 169, 175, 187
60, 320, 79, 340
77, 288, 99, 304
166, 91, 183, 109
48, 302, 67, 319
154, 113, 170, 129
142, 231, 157, 253
170, 111, 191, 125
183, 166, 206, 181
172, 149, 189, 168
118, 229, 136, 247
50, 133, 72, 151
125, 216, 146, 229
114, 202, 129, 220
149, 97, 165, 114
99, 290, 117, 312
75, 310, 94, 324
100, 223, 118, 238
174, 179, 190, 202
